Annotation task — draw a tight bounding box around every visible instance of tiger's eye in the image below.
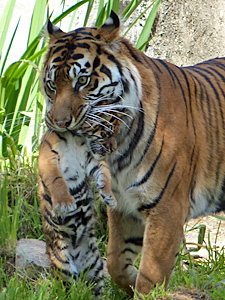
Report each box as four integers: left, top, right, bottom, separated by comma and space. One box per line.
78, 76, 88, 85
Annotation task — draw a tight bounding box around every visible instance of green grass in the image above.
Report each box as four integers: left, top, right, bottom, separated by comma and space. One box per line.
1, 152, 225, 299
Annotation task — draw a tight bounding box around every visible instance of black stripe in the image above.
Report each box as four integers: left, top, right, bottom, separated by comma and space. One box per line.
55, 132, 67, 143
121, 78, 129, 93
180, 68, 197, 135
100, 64, 112, 80
51, 248, 70, 264
40, 178, 48, 190
76, 198, 91, 207
93, 56, 100, 70
89, 78, 98, 91
131, 138, 164, 187
52, 57, 63, 63
53, 45, 65, 54
52, 176, 62, 183
150, 58, 163, 73
84, 256, 100, 273
75, 42, 90, 49
68, 173, 78, 181
125, 237, 143, 246
135, 111, 159, 167
43, 139, 52, 149
195, 66, 225, 130
43, 207, 59, 227
121, 41, 143, 64
107, 54, 123, 74
156, 59, 177, 87
158, 60, 188, 117
118, 108, 144, 171
187, 67, 220, 164
51, 149, 58, 155
69, 180, 88, 196
71, 53, 84, 60
42, 193, 52, 205
89, 165, 99, 177
122, 263, 132, 270
92, 260, 104, 278
121, 248, 138, 255
138, 162, 176, 212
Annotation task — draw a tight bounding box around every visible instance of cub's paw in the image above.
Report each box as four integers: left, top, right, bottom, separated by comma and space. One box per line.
100, 192, 117, 207
52, 195, 77, 217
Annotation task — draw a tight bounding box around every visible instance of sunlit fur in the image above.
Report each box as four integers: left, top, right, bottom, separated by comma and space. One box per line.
39, 11, 225, 297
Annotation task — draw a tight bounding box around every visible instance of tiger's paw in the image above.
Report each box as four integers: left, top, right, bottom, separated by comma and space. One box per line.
52, 195, 77, 217
100, 192, 117, 207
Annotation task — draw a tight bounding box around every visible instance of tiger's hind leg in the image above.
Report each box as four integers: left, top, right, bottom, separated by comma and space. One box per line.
40, 196, 104, 298
40, 205, 79, 280
107, 208, 144, 296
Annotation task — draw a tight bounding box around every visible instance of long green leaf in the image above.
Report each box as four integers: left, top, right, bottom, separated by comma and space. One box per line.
0, 0, 16, 55
0, 19, 20, 75
53, 0, 90, 24
83, 0, 94, 27
27, 0, 47, 46
136, 0, 161, 51
121, 0, 142, 20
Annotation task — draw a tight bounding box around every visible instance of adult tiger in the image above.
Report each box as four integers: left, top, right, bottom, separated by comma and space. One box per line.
40, 10, 225, 297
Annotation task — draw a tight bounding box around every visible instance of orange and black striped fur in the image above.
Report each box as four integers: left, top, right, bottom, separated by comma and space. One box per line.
38, 127, 118, 296
38, 132, 115, 296
39, 11, 225, 297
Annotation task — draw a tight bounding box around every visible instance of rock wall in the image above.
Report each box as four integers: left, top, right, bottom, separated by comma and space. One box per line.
145, 0, 225, 66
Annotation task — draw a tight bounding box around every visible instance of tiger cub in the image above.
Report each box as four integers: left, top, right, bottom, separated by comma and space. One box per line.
38, 129, 117, 297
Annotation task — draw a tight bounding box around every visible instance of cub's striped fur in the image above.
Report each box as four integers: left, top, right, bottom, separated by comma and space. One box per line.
39, 10, 225, 297
38, 130, 117, 297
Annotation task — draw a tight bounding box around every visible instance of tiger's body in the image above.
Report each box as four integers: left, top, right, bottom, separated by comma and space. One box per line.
39, 11, 225, 297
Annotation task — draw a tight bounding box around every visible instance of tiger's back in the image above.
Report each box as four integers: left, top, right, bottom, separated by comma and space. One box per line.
39, 11, 225, 297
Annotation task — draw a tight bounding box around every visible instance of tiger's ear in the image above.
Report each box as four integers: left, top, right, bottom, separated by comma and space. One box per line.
47, 20, 65, 43
98, 11, 120, 44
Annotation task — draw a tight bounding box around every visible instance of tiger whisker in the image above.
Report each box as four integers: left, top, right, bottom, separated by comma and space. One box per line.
113, 100, 145, 114
84, 120, 94, 129
87, 115, 114, 133
93, 107, 133, 120
88, 94, 116, 107
87, 112, 114, 128
94, 110, 130, 129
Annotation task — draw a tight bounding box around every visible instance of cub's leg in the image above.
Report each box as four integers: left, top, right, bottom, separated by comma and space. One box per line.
107, 208, 144, 295
135, 202, 185, 295
38, 131, 76, 215
40, 198, 104, 298
87, 158, 117, 207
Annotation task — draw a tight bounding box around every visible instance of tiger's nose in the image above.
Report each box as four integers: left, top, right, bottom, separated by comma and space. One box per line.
56, 118, 72, 128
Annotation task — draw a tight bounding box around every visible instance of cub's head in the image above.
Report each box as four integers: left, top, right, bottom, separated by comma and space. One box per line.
41, 11, 142, 137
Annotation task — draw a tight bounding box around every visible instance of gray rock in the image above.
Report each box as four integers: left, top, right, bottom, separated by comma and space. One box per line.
15, 239, 110, 278
15, 239, 50, 277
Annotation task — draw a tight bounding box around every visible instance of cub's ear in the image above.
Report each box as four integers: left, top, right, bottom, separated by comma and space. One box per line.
98, 11, 120, 43
47, 20, 65, 43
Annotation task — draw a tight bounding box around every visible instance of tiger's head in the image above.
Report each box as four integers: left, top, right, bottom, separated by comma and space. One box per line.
41, 11, 143, 139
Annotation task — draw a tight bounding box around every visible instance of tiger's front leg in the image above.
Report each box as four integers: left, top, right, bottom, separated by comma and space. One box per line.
107, 208, 144, 296
38, 131, 76, 216
135, 199, 185, 295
